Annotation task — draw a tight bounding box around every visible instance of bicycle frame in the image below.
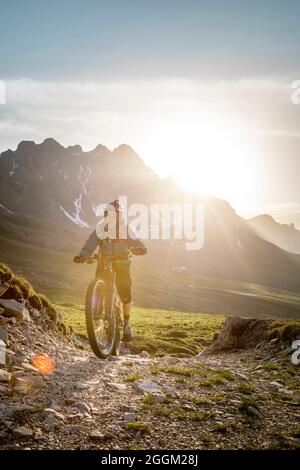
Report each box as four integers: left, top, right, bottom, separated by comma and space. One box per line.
84, 254, 127, 358
87, 253, 130, 314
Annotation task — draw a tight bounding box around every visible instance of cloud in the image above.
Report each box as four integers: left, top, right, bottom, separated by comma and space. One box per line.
1, 76, 300, 219
0, 75, 300, 166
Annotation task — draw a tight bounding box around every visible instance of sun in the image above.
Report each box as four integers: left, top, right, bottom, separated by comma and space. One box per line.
140, 109, 256, 211
175, 131, 255, 200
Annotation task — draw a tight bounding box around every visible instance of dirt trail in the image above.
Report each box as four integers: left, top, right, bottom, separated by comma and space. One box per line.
1, 336, 299, 450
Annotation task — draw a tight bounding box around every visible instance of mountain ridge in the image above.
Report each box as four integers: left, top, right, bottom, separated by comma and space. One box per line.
248, 213, 300, 254
1, 138, 300, 294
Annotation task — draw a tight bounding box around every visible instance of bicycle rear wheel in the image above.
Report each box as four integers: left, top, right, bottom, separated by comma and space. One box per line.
85, 278, 116, 358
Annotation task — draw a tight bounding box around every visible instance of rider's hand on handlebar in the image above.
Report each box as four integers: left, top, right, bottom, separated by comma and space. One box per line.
73, 255, 88, 264
131, 247, 147, 256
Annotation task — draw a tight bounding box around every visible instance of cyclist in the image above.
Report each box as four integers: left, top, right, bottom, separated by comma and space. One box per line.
73, 200, 147, 342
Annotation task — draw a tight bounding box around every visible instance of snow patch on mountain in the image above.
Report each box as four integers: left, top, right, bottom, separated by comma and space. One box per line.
0, 203, 14, 214
236, 237, 244, 250
239, 292, 258, 298
78, 164, 99, 216
59, 193, 90, 228
58, 168, 68, 181
9, 159, 18, 176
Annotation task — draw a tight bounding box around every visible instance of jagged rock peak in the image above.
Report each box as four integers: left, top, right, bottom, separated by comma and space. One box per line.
16, 140, 36, 152
113, 143, 136, 155
251, 214, 275, 223
66, 145, 83, 154
39, 138, 65, 151
89, 144, 111, 157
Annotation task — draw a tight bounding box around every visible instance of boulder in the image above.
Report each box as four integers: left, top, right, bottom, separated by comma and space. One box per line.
0, 327, 8, 344
133, 379, 161, 395
123, 412, 135, 423
200, 316, 273, 355
72, 402, 91, 414
43, 408, 65, 421
247, 406, 262, 418
30, 308, 40, 320
21, 362, 40, 374
89, 431, 106, 441
107, 382, 127, 391
14, 375, 44, 394
0, 339, 6, 365
164, 386, 179, 398
0, 369, 12, 382
12, 426, 33, 437
44, 415, 61, 428
74, 381, 89, 391
0, 299, 31, 322
139, 351, 150, 359
151, 392, 165, 403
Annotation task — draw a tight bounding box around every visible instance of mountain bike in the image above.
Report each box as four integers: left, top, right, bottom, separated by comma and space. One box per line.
84, 253, 129, 358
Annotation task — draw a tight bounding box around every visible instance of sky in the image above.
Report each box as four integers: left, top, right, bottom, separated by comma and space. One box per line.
0, 0, 300, 225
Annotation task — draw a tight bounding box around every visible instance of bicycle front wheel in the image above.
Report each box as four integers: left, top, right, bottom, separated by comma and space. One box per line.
85, 278, 116, 358
112, 297, 122, 356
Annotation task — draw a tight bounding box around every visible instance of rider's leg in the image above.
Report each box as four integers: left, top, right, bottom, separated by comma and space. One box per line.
114, 263, 133, 341
122, 301, 132, 326
122, 302, 133, 341
114, 263, 132, 320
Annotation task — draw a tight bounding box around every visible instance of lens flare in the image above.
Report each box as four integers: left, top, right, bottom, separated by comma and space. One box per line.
32, 353, 56, 375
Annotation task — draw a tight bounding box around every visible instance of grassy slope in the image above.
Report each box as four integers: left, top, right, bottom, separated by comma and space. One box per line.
58, 303, 225, 356
0, 234, 300, 318
0, 234, 299, 320
1, 234, 299, 356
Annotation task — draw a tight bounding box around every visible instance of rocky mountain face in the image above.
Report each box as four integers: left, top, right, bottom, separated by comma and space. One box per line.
248, 214, 300, 255
0, 138, 160, 228
1, 138, 300, 292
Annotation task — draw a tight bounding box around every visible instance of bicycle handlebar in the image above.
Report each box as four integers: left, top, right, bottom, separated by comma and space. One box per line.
86, 253, 132, 264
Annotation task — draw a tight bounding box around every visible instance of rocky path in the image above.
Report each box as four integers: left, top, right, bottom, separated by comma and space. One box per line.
1, 336, 299, 450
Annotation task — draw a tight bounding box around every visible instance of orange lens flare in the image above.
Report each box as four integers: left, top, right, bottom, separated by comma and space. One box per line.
32, 353, 56, 375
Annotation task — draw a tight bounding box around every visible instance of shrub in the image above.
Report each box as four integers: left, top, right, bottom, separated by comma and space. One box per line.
0, 263, 11, 274
38, 293, 52, 308
237, 383, 255, 395
239, 398, 260, 413
28, 294, 43, 310
38, 294, 59, 322
0, 284, 23, 302
280, 323, 300, 343
212, 368, 235, 381
0, 263, 13, 283
47, 306, 58, 322
267, 321, 300, 344
11, 275, 34, 300
159, 366, 196, 377
127, 422, 151, 434
125, 374, 141, 382
142, 394, 155, 405
58, 321, 69, 335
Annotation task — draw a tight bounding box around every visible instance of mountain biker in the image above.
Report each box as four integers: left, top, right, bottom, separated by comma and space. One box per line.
73, 200, 147, 342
